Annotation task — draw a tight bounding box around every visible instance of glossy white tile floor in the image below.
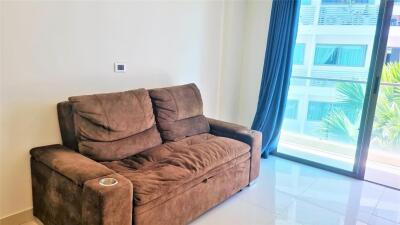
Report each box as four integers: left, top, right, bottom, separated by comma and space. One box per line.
23, 156, 400, 225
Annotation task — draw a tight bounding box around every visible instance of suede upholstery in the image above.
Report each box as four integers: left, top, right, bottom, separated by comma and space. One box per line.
69, 89, 162, 161
83, 173, 133, 225
31, 158, 83, 225
101, 133, 250, 207
134, 160, 250, 225
30, 144, 114, 185
207, 118, 262, 182
149, 83, 210, 141
57, 102, 79, 150
30, 84, 261, 225
31, 145, 133, 225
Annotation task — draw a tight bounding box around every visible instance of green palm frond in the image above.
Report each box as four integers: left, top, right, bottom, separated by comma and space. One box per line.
319, 62, 400, 147
381, 63, 400, 105
372, 62, 400, 146
336, 82, 365, 110
321, 109, 358, 142
381, 62, 400, 83
373, 96, 400, 146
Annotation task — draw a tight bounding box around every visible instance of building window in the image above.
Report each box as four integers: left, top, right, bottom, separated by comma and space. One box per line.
314, 44, 367, 67
293, 44, 305, 65
307, 102, 332, 121
390, 15, 400, 26
301, 0, 311, 5
386, 47, 400, 63
352, 0, 374, 3
321, 0, 374, 4
285, 100, 299, 119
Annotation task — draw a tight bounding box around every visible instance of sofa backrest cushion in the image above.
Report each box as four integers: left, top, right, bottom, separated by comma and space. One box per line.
68, 89, 162, 161
57, 101, 79, 151
149, 83, 210, 141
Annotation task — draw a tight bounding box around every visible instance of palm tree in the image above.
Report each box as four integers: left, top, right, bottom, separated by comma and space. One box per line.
320, 82, 364, 143
320, 62, 400, 147
372, 62, 400, 148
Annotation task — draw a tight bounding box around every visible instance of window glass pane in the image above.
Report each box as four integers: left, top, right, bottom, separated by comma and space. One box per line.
314, 44, 366, 66
321, 0, 374, 4
337, 45, 367, 66
314, 45, 337, 65
386, 48, 400, 62
322, 0, 349, 4
390, 15, 400, 26
307, 102, 331, 121
285, 100, 299, 119
293, 44, 305, 65
365, 9, 400, 189
353, 0, 374, 4
279, 0, 379, 171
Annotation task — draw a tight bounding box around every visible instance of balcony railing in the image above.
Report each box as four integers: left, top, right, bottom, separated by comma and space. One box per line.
291, 75, 400, 87
299, 6, 316, 25
299, 4, 379, 26
284, 75, 400, 157
318, 4, 379, 25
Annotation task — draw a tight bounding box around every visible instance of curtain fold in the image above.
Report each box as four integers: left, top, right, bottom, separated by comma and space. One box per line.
251, 0, 301, 158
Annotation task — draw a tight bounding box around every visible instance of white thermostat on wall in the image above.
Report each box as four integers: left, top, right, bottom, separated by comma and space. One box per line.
114, 62, 126, 73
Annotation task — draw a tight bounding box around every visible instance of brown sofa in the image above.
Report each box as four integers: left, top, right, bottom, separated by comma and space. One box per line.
30, 83, 261, 225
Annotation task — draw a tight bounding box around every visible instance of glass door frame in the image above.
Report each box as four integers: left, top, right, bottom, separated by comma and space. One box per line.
355, 0, 395, 179
272, 0, 395, 180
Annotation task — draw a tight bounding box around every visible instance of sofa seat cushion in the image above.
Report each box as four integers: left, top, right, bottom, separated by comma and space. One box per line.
101, 133, 250, 208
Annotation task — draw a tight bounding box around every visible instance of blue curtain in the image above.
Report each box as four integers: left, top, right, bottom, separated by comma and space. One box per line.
251, 0, 301, 158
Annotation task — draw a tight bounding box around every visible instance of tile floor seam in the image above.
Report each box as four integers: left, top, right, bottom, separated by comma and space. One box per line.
370, 213, 399, 225
371, 188, 387, 217
295, 193, 368, 218
248, 188, 353, 222
371, 188, 400, 223
237, 189, 296, 215
297, 176, 319, 196
297, 182, 384, 217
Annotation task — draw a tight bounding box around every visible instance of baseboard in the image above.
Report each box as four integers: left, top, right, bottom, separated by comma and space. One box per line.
0, 208, 33, 225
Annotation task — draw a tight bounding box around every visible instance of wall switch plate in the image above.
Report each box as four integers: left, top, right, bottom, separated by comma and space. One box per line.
114, 62, 126, 73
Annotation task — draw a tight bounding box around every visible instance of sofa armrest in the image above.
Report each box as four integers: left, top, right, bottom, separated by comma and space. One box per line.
207, 118, 261, 182
83, 173, 133, 225
30, 144, 133, 225
30, 144, 114, 185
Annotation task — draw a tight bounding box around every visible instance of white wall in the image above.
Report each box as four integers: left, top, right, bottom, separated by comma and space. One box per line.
0, 1, 225, 218
218, 0, 246, 122
237, 0, 272, 126
219, 0, 272, 125
0, 0, 272, 219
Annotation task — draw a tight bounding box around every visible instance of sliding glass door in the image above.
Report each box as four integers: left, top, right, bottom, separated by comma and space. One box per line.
276, 0, 384, 174
364, 4, 400, 188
